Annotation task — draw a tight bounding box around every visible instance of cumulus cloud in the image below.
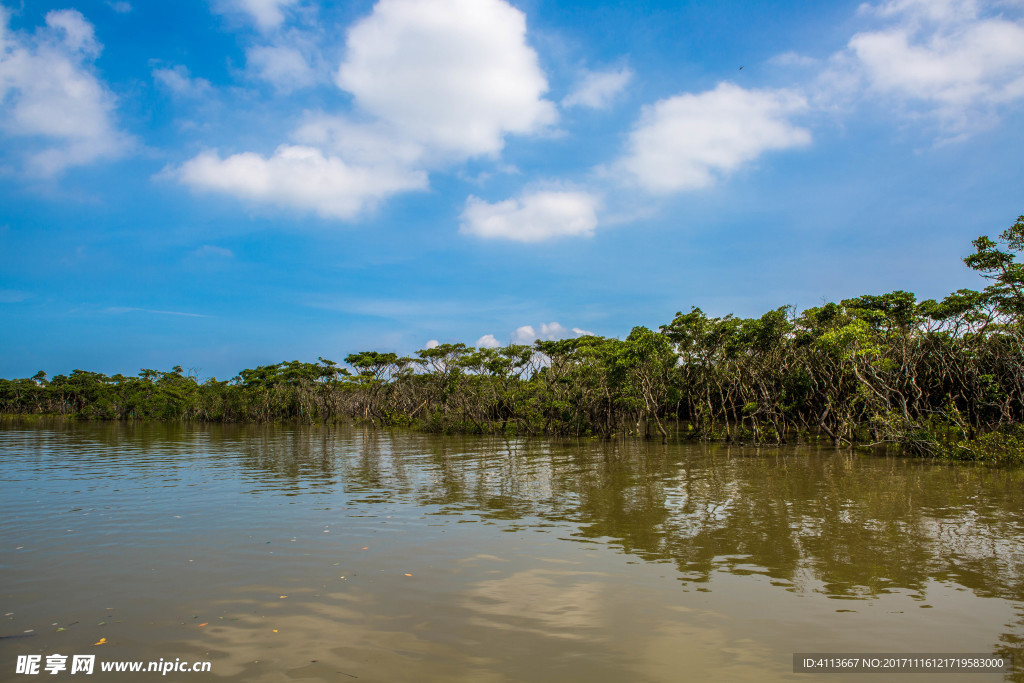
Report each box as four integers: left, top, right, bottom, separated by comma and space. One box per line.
541, 322, 569, 338
511, 322, 591, 345
460, 190, 600, 242
511, 325, 537, 345
176, 0, 558, 220
0, 8, 131, 175
336, 0, 557, 161
175, 145, 428, 219
616, 82, 811, 193
153, 65, 214, 98
424, 339, 440, 349
541, 322, 593, 338
475, 334, 500, 348
837, 0, 1024, 130
562, 67, 633, 109
175, 110, 436, 216
293, 114, 426, 168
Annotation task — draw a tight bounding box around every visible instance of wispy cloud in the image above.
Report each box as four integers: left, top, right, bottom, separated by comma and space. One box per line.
211, 0, 300, 31
191, 245, 234, 258
103, 307, 211, 318
246, 42, 318, 92
0, 289, 30, 303
562, 67, 633, 109
302, 295, 487, 322
153, 64, 214, 98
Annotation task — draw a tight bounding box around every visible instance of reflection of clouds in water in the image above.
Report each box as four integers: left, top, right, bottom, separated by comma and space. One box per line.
169, 589, 506, 683
459, 559, 788, 680
635, 609, 782, 682
462, 568, 608, 640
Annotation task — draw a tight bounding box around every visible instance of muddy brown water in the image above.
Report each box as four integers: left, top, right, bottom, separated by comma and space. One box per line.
1, 422, 1022, 681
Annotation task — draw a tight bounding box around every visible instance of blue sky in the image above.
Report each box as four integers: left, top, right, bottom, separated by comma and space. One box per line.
1, 0, 1022, 380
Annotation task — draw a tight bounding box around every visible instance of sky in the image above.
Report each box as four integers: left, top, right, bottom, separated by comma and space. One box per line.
1, 0, 1022, 380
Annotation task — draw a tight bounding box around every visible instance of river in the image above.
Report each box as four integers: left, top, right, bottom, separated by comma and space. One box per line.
1, 422, 1022, 681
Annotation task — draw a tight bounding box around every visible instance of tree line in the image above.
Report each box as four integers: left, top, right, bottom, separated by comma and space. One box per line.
3, 215, 1024, 463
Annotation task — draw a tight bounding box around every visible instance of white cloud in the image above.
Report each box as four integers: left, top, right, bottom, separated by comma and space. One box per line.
424, 339, 440, 349
211, 1, 320, 89
153, 65, 214, 98
540, 322, 593, 338
192, 245, 234, 258
512, 325, 537, 345
866, 0, 982, 24
175, 145, 428, 219
0, 9, 131, 175
562, 67, 633, 109
246, 42, 317, 92
616, 82, 811, 193
293, 114, 426, 168
460, 190, 600, 242
511, 322, 590, 345
336, 0, 557, 161
840, 0, 1024, 129
176, 0, 558, 220
540, 322, 569, 338
107, 2, 132, 13
475, 334, 500, 348
45, 10, 99, 53
213, 0, 299, 31
103, 306, 210, 318
768, 51, 820, 68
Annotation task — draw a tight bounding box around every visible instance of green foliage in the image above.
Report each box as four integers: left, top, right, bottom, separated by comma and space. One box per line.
950, 428, 1024, 465
3, 213, 1024, 463
963, 214, 1024, 317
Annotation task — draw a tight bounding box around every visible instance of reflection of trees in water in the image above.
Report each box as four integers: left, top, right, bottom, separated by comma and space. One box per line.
224, 427, 1024, 610
69, 423, 1019, 606
75, 423, 1020, 675
524, 443, 1024, 604
556, 442, 1024, 679
376, 433, 1024, 675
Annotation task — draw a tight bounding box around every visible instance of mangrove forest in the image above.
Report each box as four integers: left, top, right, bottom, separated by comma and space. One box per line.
4, 215, 1024, 463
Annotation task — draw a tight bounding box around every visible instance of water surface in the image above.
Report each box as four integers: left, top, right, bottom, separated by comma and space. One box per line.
1, 422, 1022, 681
